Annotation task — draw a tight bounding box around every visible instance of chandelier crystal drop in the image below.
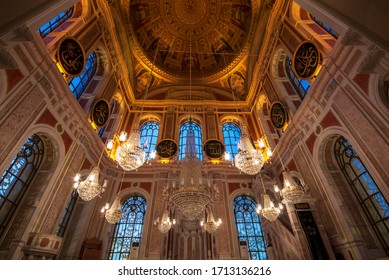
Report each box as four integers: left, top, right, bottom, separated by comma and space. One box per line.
278, 171, 306, 203
115, 128, 146, 171
257, 194, 282, 222
75, 167, 107, 201
234, 134, 264, 175
104, 196, 123, 224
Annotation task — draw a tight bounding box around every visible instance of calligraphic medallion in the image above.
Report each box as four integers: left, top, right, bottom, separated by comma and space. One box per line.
203, 139, 225, 159
292, 41, 321, 79
91, 99, 110, 127
156, 139, 178, 159
57, 37, 85, 76
270, 102, 288, 130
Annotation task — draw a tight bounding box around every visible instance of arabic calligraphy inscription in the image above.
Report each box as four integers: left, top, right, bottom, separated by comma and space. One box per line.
293, 41, 321, 79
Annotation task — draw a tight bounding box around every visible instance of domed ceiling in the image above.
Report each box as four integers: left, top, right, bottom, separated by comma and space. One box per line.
129, 0, 252, 80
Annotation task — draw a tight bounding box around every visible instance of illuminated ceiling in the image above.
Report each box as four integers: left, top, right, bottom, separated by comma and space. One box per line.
129, 0, 252, 79
111, 0, 269, 103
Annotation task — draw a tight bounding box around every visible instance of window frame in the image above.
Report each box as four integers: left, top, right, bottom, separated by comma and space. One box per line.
139, 121, 160, 160
68, 52, 97, 100
38, 7, 74, 38
0, 135, 44, 237
233, 195, 267, 260
108, 195, 147, 260
222, 122, 241, 159
285, 56, 311, 100
334, 136, 389, 255
178, 121, 203, 160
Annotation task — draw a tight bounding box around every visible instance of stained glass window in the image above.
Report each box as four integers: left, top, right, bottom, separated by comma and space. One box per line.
286, 56, 310, 100
311, 16, 339, 39
222, 122, 241, 159
38, 7, 74, 38
0, 135, 44, 237
233, 196, 267, 260
56, 191, 78, 237
335, 136, 389, 254
140, 121, 159, 160
108, 196, 147, 260
68, 52, 97, 100
178, 121, 203, 160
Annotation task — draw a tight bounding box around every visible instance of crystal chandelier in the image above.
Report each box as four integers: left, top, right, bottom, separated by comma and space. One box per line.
257, 194, 283, 222
74, 143, 110, 201
256, 173, 283, 222
234, 133, 265, 175
101, 171, 126, 224
102, 196, 123, 224
273, 149, 306, 203
274, 171, 306, 203
171, 155, 211, 220
74, 167, 108, 201
154, 207, 176, 234
200, 206, 222, 233
169, 118, 212, 220
115, 128, 146, 171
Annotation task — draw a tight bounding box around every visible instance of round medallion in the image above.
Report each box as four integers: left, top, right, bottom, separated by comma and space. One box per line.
91, 99, 110, 127
130, 0, 252, 78
156, 139, 178, 159
203, 139, 225, 159
270, 102, 288, 130
57, 37, 85, 76
292, 41, 321, 79
175, 0, 206, 25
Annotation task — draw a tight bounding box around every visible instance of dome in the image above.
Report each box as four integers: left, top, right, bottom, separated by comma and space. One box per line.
129, 0, 252, 79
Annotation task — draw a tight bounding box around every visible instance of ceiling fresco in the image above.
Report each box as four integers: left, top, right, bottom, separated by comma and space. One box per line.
129, 0, 252, 79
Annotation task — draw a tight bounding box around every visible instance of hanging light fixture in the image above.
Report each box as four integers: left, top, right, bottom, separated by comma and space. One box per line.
103, 196, 123, 224
273, 148, 306, 203
234, 133, 265, 175
154, 207, 176, 234
114, 33, 161, 172
154, 184, 176, 233
115, 129, 146, 171
74, 144, 109, 201
101, 172, 125, 224
171, 153, 211, 220
200, 206, 222, 233
256, 173, 283, 222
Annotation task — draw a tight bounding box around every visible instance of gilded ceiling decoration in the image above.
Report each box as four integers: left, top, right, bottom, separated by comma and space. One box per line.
129, 0, 252, 79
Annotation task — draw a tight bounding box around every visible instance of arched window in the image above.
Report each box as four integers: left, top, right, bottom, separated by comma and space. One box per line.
0, 135, 44, 237
140, 121, 159, 159
56, 191, 78, 237
178, 121, 203, 160
68, 52, 97, 100
109, 196, 147, 260
286, 56, 310, 100
233, 196, 267, 260
38, 7, 74, 38
222, 122, 241, 159
311, 16, 339, 39
335, 136, 389, 254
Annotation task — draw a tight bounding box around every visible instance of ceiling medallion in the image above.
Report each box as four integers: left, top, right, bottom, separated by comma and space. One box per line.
129, 0, 252, 79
